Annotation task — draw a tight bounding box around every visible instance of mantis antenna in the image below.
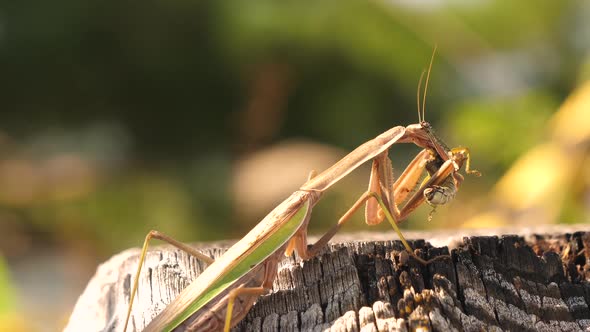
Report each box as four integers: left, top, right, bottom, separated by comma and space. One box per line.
421, 45, 438, 122
416, 70, 426, 123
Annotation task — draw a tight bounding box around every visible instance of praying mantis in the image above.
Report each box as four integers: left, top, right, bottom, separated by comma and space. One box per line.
122, 49, 480, 332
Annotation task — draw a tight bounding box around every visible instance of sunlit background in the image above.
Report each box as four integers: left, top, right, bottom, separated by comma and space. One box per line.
1, 1, 590, 331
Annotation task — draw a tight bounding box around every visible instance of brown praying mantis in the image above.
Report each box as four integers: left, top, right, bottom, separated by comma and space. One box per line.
122, 49, 480, 332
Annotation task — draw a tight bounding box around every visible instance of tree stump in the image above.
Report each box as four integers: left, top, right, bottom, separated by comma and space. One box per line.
65, 226, 590, 331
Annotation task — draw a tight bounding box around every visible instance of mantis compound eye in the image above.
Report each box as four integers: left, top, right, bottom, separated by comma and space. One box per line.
420, 121, 432, 129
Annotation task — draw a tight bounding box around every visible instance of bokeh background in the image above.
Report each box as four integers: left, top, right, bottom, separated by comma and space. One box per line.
1, 1, 590, 331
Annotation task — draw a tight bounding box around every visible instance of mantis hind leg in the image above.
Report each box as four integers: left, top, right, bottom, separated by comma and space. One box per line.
223, 287, 268, 332
223, 258, 276, 332
123, 230, 215, 332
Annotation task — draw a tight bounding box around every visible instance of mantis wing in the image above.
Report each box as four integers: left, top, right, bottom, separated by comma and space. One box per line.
143, 192, 312, 331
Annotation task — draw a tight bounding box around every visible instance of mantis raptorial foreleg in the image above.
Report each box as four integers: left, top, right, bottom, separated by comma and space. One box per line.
289, 190, 442, 265
393, 149, 436, 205
295, 149, 453, 265
361, 145, 478, 263
365, 149, 436, 225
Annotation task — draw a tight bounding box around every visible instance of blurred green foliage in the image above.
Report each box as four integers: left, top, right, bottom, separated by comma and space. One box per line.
1, 0, 588, 258
0, 0, 589, 329
0, 256, 15, 313
447, 92, 558, 176
1, 0, 588, 252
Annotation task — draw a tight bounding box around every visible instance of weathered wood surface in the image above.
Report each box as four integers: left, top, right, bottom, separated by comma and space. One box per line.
66, 226, 590, 332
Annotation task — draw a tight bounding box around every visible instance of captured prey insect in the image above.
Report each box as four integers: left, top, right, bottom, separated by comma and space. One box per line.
122, 48, 480, 332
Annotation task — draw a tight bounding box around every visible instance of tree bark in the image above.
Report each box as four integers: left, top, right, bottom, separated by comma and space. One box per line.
65, 225, 590, 332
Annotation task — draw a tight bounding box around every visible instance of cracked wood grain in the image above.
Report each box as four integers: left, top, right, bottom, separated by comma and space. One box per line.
66, 228, 590, 332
